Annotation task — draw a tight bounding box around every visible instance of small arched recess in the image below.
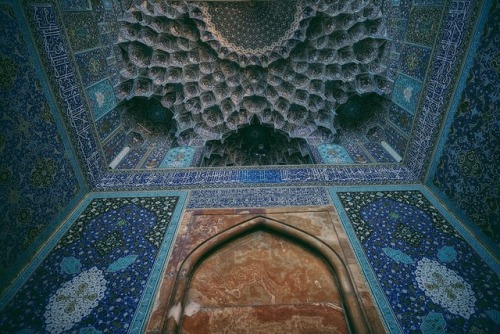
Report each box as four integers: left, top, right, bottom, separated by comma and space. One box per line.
164, 216, 371, 333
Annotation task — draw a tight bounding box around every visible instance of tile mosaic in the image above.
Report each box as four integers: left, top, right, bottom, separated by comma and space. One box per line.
95, 104, 121, 140
363, 142, 396, 163
61, 11, 100, 52
431, 2, 500, 245
86, 79, 117, 120
187, 187, 331, 208
74, 48, 107, 87
405, 6, 443, 47
343, 142, 372, 164
392, 73, 423, 114
388, 101, 414, 134
384, 124, 408, 156
30, 3, 104, 185
159, 146, 196, 168
102, 129, 125, 162
60, 0, 92, 11
117, 147, 148, 169
317, 144, 354, 164
0, 194, 185, 333
140, 147, 169, 169
405, 0, 481, 178
331, 188, 500, 333
399, 43, 432, 81
0, 1, 83, 289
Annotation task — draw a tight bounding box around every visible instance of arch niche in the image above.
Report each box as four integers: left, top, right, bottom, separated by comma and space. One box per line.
164, 216, 371, 333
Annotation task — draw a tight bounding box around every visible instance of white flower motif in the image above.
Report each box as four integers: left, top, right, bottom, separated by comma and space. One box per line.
94, 91, 105, 108
403, 86, 413, 102
415, 258, 476, 319
44, 267, 107, 334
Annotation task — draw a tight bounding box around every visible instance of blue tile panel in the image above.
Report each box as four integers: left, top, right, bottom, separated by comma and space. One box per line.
95, 104, 122, 141
399, 43, 432, 81
140, 147, 169, 169
0, 195, 183, 333
334, 189, 500, 333
343, 142, 372, 164
102, 130, 125, 162
159, 146, 196, 168
59, 0, 92, 11
432, 3, 500, 244
61, 11, 100, 52
363, 142, 396, 163
117, 147, 148, 169
405, 0, 479, 179
317, 144, 354, 164
187, 187, 330, 208
0, 2, 82, 286
75, 48, 108, 87
86, 79, 117, 120
388, 101, 414, 134
31, 4, 104, 185
384, 125, 408, 157
392, 73, 423, 114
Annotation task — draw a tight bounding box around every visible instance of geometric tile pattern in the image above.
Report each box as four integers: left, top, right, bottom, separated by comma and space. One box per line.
0, 195, 183, 333
333, 189, 500, 333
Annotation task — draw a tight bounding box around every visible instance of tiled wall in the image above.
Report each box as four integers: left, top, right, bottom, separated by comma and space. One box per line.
431, 2, 499, 245
0, 1, 85, 289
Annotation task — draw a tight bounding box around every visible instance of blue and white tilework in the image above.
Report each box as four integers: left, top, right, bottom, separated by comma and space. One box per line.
0, 195, 184, 333
392, 73, 423, 114
159, 146, 196, 168
0, 1, 84, 288
317, 144, 354, 164
363, 142, 396, 163
431, 1, 499, 245
86, 79, 116, 120
333, 189, 500, 333
187, 187, 330, 208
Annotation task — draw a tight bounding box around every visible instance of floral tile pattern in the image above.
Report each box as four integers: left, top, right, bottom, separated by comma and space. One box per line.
317, 144, 354, 164
75, 48, 108, 88
432, 2, 500, 245
0, 195, 182, 333
86, 79, 116, 120
392, 73, 423, 114
0, 2, 81, 284
399, 43, 432, 81
159, 146, 196, 168
333, 189, 500, 333
61, 11, 100, 52
405, 6, 443, 47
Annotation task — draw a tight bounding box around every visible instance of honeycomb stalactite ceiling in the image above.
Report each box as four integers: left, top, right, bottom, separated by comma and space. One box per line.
116, 0, 392, 145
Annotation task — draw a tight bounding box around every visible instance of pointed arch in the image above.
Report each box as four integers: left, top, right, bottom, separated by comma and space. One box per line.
163, 216, 371, 333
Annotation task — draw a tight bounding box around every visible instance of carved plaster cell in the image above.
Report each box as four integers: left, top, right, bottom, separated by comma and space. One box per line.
116, 0, 391, 144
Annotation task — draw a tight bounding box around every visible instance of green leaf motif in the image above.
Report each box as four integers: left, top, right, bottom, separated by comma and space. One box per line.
107, 255, 138, 273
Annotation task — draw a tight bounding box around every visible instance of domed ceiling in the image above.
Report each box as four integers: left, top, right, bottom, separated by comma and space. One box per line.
114, 0, 393, 166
